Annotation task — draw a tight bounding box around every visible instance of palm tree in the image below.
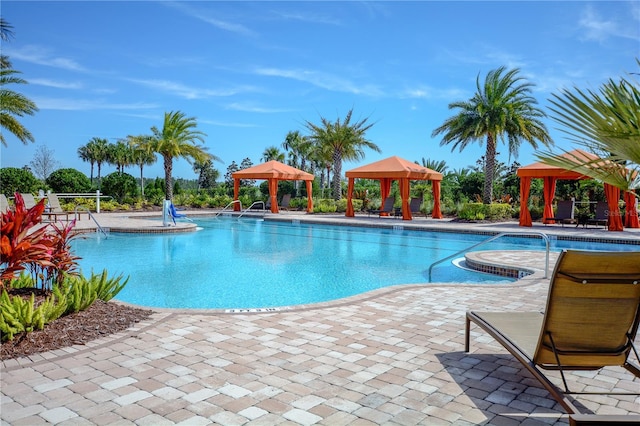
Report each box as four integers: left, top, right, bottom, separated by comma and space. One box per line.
1, 18, 15, 69
419, 157, 448, 174
261, 146, 285, 162
432, 67, 552, 204
127, 135, 157, 197
148, 111, 213, 201
87, 137, 110, 188
77, 145, 94, 184
0, 69, 38, 147
305, 108, 380, 200
536, 68, 639, 192
108, 140, 133, 173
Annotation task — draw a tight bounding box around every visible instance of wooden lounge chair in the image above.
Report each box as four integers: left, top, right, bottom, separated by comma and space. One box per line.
409, 196, 423, 216
368, 196, 395, 217
587, 201, 608, 228
465, 250, 640, 416
0, 194, 11, 213
20, 192, 37, 209
547, 199, 577, 226
280, 193, 291, 210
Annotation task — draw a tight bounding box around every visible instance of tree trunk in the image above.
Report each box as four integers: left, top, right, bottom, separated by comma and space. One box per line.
164, 155, 173, 201
332, 150, 342, 200
483, 134, 496, 204
139, 165, 145, 197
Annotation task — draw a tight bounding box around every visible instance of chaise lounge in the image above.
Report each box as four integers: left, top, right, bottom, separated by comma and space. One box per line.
465, 250, 640, 418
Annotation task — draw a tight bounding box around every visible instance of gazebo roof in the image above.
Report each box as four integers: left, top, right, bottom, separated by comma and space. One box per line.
232, 160, 314, 181
516, 149, 598, 179
346, 156, 443, 180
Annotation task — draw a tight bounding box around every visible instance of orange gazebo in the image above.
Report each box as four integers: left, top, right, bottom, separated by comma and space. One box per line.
232, 161, 314, 213
517, 149, 638, 231
345, 156, 443, 220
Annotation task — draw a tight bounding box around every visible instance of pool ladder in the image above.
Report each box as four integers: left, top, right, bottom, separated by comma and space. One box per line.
426, 231, 551, 282
215, 200, 268, 218
74, 206, 109, 238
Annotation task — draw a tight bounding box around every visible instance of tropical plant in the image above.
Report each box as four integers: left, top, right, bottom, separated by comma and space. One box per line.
305, 108, 380, 200
45, 168, 91, 193
1, 18, 14, 69
101, 172, 138, 202
536, 65, 639, 192
261, 146, 285, 162
148, 111, 214, 201
0, 68, 39, 147
432, 66, 552, 204
85, 137, 110, 187
0, 167, 39, 196
127, 135, 157, 196
108, 139, 133, 173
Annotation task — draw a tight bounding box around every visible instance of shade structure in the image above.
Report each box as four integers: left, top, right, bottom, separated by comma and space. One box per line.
516, 149, 637, 231
232, 161, 314, 213
345, 156, 443, 220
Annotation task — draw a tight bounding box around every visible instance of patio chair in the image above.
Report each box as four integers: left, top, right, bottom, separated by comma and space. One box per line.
280, 193, 291, 210
20, 193, 37, 209
409, 196, 423, 216
168, 203, 192, 225
43, 193, 70, 222
587, 201, 608, 228
547, 199, 577, 226
0, 194, 11, 213
465, 249, 640, 415
368, 196, 395, 217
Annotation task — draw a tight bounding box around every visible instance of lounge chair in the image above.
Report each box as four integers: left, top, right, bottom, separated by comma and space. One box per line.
547, 199, 577, 226
368, 196, 395, 217
409, 197, 423, 216
168, 202, 191, 225
587, 201, 608, 228
465, 250, 640, 416
43, 193, 70, 222
280, 194, 291, 210
20, 193, 37, 209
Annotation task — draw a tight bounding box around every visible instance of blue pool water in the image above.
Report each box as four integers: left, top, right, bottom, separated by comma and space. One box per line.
71, 218, 639, 309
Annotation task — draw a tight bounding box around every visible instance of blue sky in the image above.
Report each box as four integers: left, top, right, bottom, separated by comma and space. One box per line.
1, 1, 639, 181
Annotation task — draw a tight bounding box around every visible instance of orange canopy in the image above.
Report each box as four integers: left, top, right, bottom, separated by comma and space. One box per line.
232, 161, 314, 213
516, 149, 637, 231
344, 156, 443, 220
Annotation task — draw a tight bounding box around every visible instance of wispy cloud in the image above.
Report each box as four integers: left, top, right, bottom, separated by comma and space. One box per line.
200, 119, 258, 128
255, 67, 384, 96
164, 2, 256, 37
402, 85, 467, 100
579, 4, 640, 42
29, 78, 83, 90
271, 10, 341, 26
34, 97, 157, 111
127, 78, 256, 100
225, 102, 292, 114
6, 46, 87, 72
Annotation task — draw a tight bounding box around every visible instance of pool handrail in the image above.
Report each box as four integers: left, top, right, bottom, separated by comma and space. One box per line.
238, 201, 266, 218
427, 231, 551, 282
215, 200, 242, 217
74, 206, 109, 238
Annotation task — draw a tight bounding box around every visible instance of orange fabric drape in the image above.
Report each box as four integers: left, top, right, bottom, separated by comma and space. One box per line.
346, 178, 355, 217
624, 191, 639, 228
233, 179, 241, 211
400, 178, 411, 220
604, 183, 623, 231
306, 180, 313, 213
542, 176, 557, 224
380, 178, 392, 202
432, 180, 442, 219
519, 177, 532, 227
268, 179, 279, 213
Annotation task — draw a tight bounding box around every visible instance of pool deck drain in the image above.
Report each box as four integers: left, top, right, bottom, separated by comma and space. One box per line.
3, 211, 639, 425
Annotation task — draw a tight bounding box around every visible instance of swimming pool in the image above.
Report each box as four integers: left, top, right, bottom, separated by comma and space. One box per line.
71, 217, 638, 309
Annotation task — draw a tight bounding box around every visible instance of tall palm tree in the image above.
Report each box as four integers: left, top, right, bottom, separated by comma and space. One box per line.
77, 145, 95, 184
127, 135, 157, 197
305, 108, 380, 200
536, 68, 639, 192
1, 18, 15, 69
0, 68, 38, 147
432, 67, 552, 204
108, 140, 133, 173
87, 137, 110, 188
261, 146, 285, 162
148, 111, 213, 201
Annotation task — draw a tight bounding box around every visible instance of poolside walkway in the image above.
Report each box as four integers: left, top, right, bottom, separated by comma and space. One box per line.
2, 211, 639, 425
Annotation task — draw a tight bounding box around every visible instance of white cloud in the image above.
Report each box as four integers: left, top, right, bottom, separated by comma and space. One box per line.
225, 102, 292, 114
6, 45, 86, 72
29, 78, 83, 90
579, 4, 640, 42
254, 67, 384, 96
164, 2, 256, 37
34, 97, 157, 111
127, 79, 255, 100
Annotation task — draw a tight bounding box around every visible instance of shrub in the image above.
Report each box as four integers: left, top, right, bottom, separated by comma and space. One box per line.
0, 287, 67, 341
101, 172, 138, 203
0, 167, 40, 196
457, 203, 514, 221
46, 168, 91, 193
313, 199, 337, 213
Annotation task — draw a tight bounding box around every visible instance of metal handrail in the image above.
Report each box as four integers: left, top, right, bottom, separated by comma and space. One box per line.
215, 200, 243, 217
427, 231, 551, 282
238, 201, 266, 218
74, 206, 108, 238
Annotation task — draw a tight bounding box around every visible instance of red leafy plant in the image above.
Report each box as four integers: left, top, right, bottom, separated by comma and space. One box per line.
0, 193, 79, 291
